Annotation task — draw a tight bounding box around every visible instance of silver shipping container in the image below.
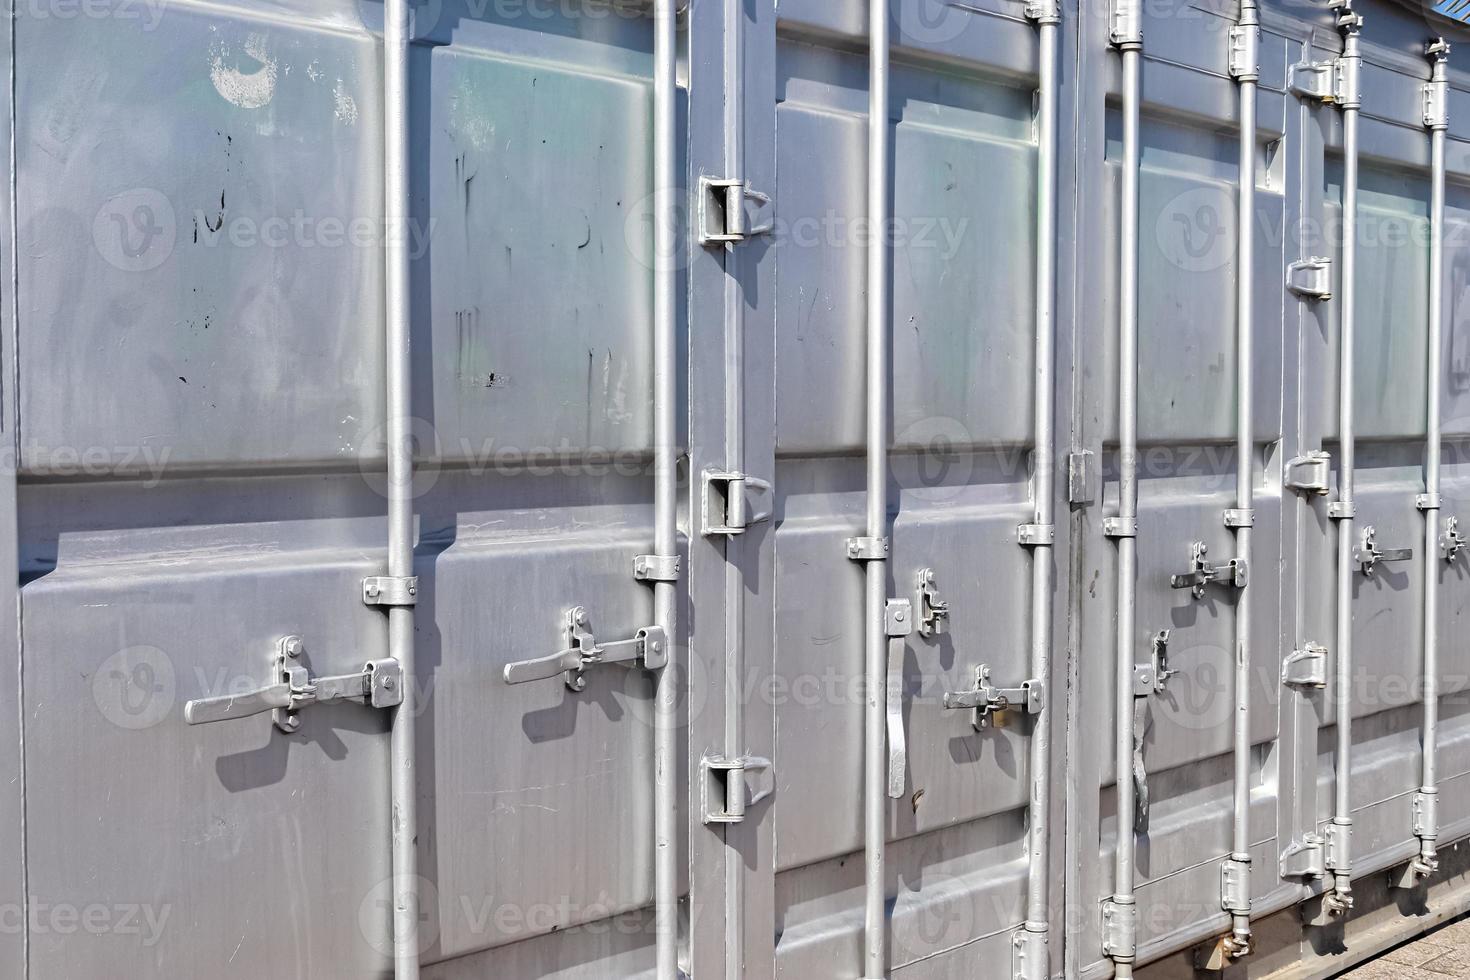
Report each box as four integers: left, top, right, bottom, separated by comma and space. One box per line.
15, 0, 1470, 976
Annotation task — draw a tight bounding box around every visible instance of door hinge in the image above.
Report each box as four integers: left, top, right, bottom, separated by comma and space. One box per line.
1290, 43, 1359, 107
362, 575, 419, 607
1169, 541, 1247, 599
697, 176, 773, 246
701, 469, 773, 536
1285, 451, 1331, 495
700, 755, 774, 824
943, 664, 1044, 730
1280, 834, 1326, 879
1287, 258, 1333, 300
1069, 450, 1098, 505
502, 606, 666, 692
183, 635, 402, 733
1283, 643, 1328, 689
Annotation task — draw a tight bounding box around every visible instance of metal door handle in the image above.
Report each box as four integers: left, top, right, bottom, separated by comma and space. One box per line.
502, 607, 667, 692
184, 636, 402, 733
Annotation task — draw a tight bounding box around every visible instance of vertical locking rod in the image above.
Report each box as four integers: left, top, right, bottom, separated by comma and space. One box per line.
1107, 0, 1143, 974
1224, 0, 1259, 956
383, 0, 420, 971
1414, 37, 1450, 881
862, 0, 892, 975
1326, 0, 1363, 915
652, 0, 680, 975
1020, 0, 1060, 976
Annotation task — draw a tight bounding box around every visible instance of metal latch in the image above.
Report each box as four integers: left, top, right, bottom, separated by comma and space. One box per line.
1354, 526, 1413, 576
184, 635, 403, 733
701, 469, 773, 536
1442, 517, 1467, 562
914, 568, 949, 638
1287, 258, 1333, 300
943, 664, 1043, 730
700, 755, 774, 824
1283, 643, 1328, 689
1170, 541, 1247, 599
502, 607, 667, 692
1134, 630, 1174, 695
1285, 452, 1331, 494
697, 176, 773, 246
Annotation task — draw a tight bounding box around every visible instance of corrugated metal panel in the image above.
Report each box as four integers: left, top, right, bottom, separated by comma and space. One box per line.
14, 0, 1470, 977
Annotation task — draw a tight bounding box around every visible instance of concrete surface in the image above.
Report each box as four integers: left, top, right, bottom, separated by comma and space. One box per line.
1341, 916, 1470, 980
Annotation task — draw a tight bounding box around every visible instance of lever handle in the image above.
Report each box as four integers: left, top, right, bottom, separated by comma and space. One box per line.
503, 649, 584, 686
184, 682, 295, 726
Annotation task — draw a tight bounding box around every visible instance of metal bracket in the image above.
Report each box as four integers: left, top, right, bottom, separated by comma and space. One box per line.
1229, 23, 1260, 81
1329, 501, 1356, 520
1101, 899, 1137, 959
1224, 508, 1255, 528
633, 553, 682, 583
362, 575, 419, 607
1069, 450, 1098, 505
1109, 0, 1141, 48
1222, 857, 1252, 914
1134, 630, 1174, 695
502, 607, 667, 692
1023, 0, 1059, 24
1287, 258, 1333, 300
1017, 523, 1054, 547
1354, 526, 1413, 576
1170, 541, 1247, 599
1325, 819, 1353, 877
700, 755, 774, 824
1285, 452, 1331, 494
1419, 492, 1443, 511
1414, 790, 1439, 841
1013, 928, 1048, 980
701, 469, 773, 536
1425, 39, 1450, 130
1283, 643, 1329, 689
1103, 516, 1137, 539
914, 569, 949, 638
183, 635, 403, 734
1281, 834, 1326, 879
845, 536, 889, 561
943, 664, 1044, 730
1443, 517, 1467, 562
697, 176, 773, 246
